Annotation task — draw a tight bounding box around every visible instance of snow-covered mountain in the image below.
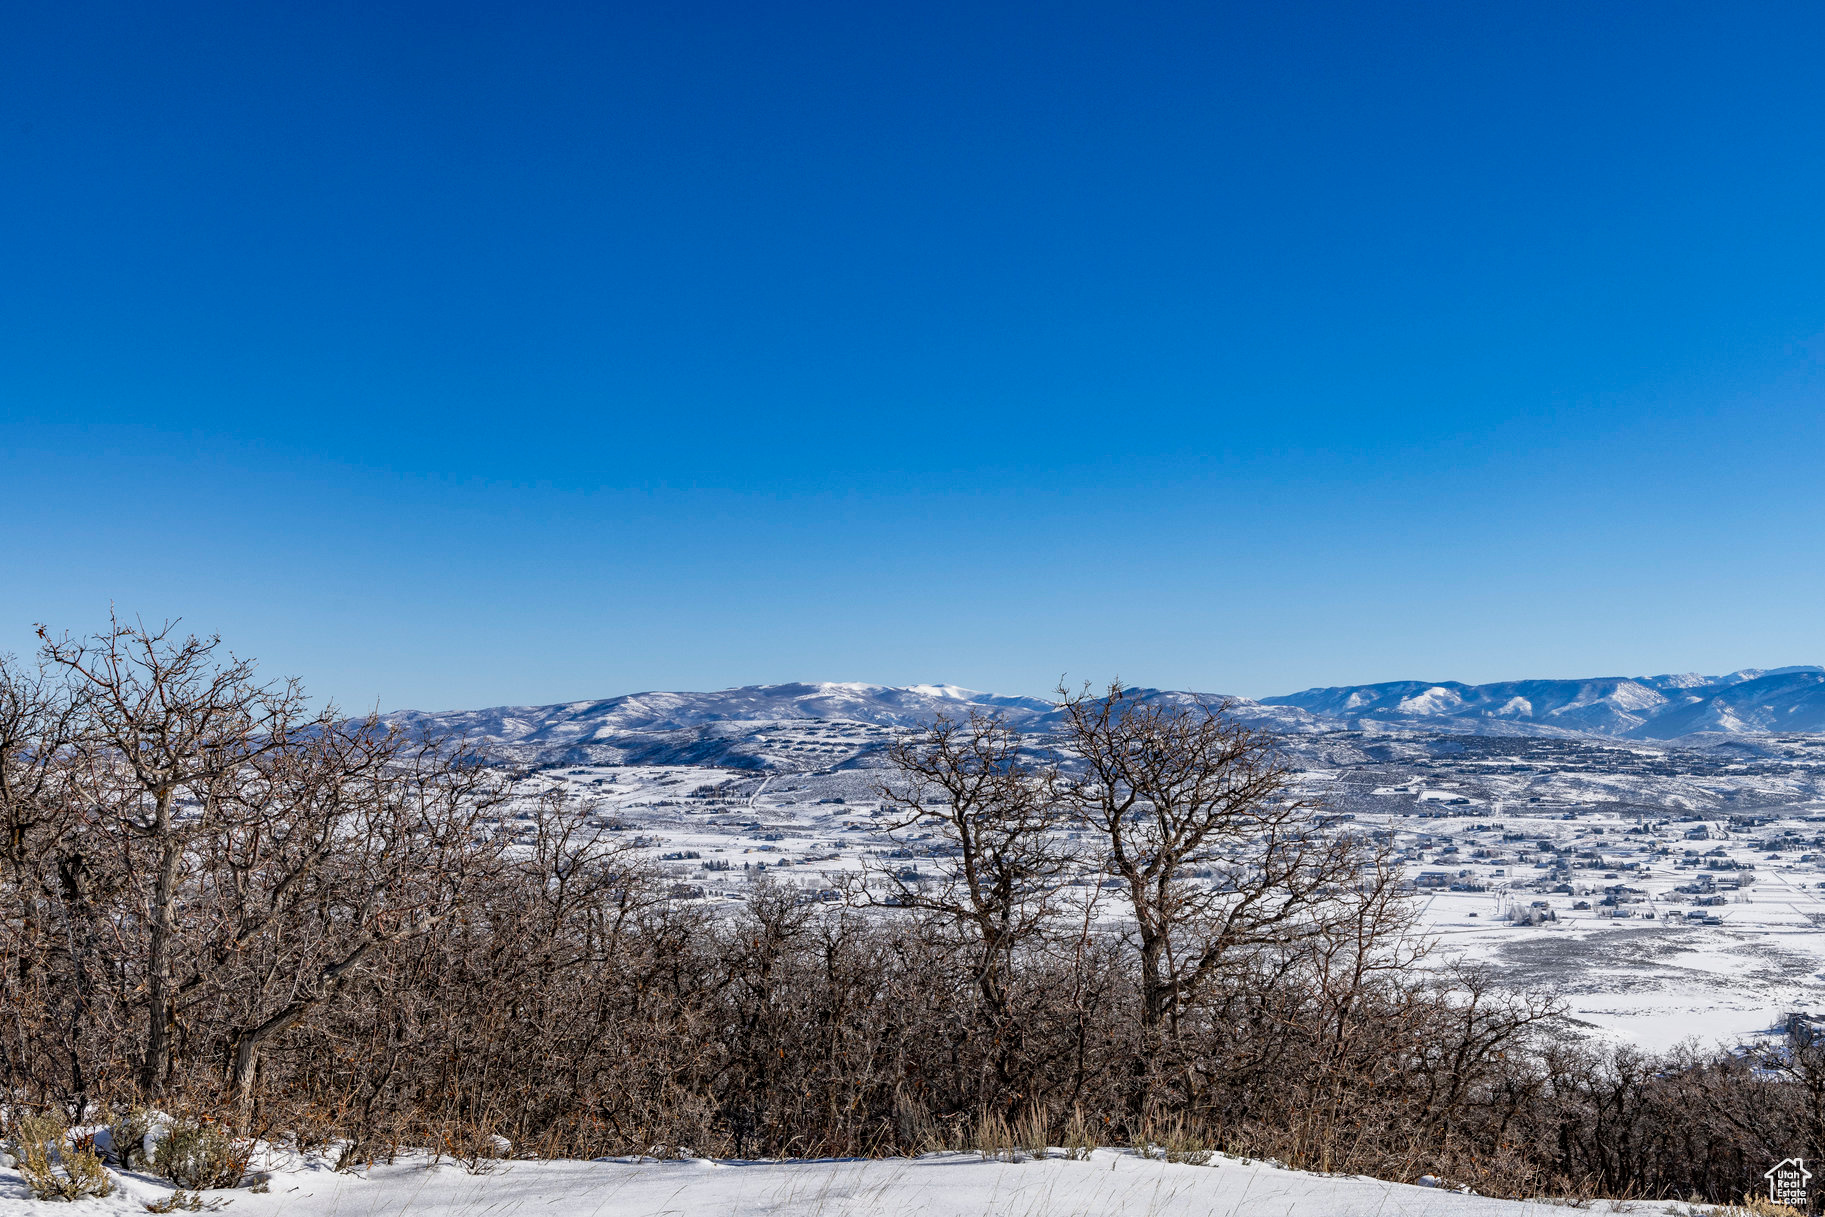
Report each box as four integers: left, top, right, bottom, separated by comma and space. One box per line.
384, 669, 1825, 770
383, 682, 1326, 770
385, 683, 1051, 769
396, 681, 1056, 740
1262, 667, 1825, 739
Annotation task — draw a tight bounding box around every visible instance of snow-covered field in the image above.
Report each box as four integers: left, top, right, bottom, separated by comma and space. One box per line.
0, 1150, 1691, 1217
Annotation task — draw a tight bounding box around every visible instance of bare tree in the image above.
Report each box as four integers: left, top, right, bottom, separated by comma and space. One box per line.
40, 615, 318, 1097
1058, 682, 1383, 1040
0, 652, 87, 877
214, 719, 509, 1116
876, 712, 1071, 1103
0, 651, 105, 1107
35, 615, 510, 1113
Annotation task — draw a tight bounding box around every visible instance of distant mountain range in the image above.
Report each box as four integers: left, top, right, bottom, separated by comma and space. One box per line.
396, 682, 1054, 739
1262, 667, 1825, 738
383, 681, 1329, 768
384, 669, 1825, 769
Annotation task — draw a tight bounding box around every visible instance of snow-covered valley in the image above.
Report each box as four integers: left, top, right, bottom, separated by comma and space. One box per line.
390, 678, 1825, 1054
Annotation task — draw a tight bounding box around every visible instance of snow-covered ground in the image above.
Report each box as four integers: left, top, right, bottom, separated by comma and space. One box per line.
0, 1150, 1692, 1217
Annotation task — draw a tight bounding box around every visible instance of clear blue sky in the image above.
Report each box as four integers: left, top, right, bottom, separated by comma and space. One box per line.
4, 2, 1822, 710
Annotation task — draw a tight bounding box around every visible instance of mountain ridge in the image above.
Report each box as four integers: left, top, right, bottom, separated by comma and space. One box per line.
1262, 667, 1825, 738
383, 669, 1825, 770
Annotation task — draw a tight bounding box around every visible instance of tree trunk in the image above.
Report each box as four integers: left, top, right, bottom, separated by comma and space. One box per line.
228, 935, 384, 1120
1137, 929, 1168, 1031
142, 794, 180, 1097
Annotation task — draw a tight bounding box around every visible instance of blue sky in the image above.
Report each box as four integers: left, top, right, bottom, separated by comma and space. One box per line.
3, 1, 1822, 709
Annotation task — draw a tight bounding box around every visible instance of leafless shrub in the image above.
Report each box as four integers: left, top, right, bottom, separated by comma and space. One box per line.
151, 1115, 253, 1190
108, 1106, 158, 1170
143, 1188, 205, 1212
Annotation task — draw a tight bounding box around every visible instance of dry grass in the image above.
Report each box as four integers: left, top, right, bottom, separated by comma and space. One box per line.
1130, 1115, 1214, 1166
1060, 1106, 1097, 1161
1665, 1197, 1807, 1217
971, 1110, 1017, 1162
1012, 1105, 1050, 1161
1725, 1195, 1806, 1217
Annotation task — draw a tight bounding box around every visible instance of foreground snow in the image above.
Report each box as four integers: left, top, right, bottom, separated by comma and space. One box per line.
3, 1150, 1689, 1216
